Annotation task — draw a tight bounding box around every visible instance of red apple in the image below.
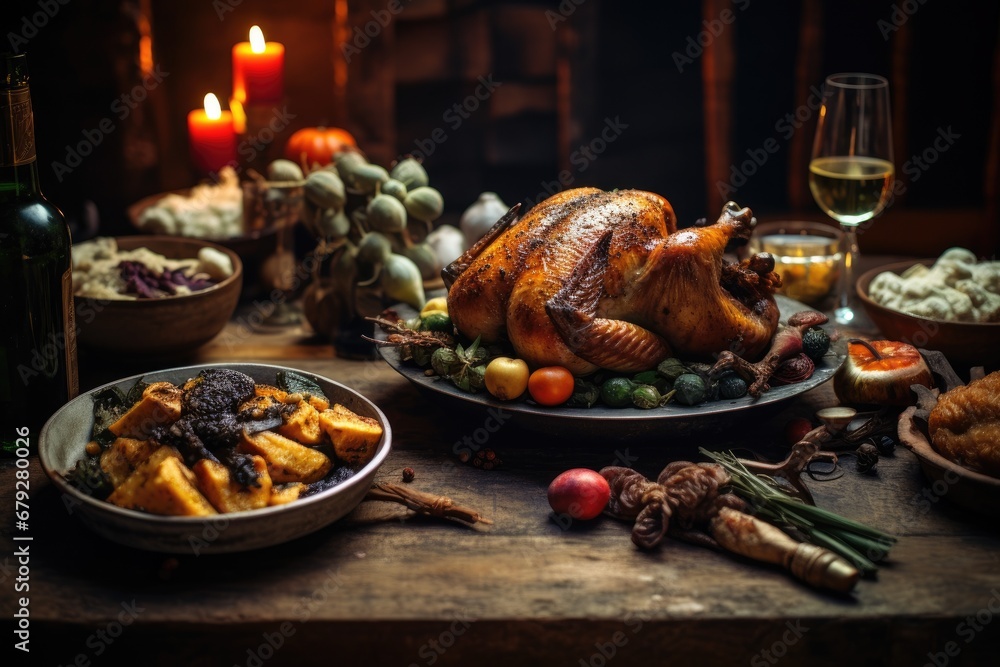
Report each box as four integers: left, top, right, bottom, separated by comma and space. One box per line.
834, 339, 933, 406
547, 469, 611, 520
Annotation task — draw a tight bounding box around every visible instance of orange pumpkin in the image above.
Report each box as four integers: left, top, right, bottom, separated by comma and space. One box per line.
284, 126, 357, 166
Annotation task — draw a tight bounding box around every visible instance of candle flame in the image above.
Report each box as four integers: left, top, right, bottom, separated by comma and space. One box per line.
204, 93, 222, 120
249, 25, 266, 53
230, 97, 246, 134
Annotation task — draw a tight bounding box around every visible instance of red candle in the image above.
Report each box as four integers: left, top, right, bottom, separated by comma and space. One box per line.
232, 25, 285, 105
187, 93, 236, 173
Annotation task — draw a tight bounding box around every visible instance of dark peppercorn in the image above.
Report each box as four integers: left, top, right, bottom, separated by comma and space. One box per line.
402, 467, 415, 483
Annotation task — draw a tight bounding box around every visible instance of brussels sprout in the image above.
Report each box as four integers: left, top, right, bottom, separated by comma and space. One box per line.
673, 373, 708, 406
600, 377, 635, 408
656, 358, 689, 382
632, 384, 662, 409
432, 347, 461, 376
717, 373, 748, 400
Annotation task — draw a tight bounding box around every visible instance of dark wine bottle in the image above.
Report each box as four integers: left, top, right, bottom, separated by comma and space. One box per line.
1, 52, 78, 455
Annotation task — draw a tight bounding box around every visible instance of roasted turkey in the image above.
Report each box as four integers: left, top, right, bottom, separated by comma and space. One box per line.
443, 188, 781, 375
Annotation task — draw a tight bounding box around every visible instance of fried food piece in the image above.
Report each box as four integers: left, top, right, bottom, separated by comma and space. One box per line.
239, 430, 332, 483
929, 370, 1000, 477
269, 483, 307, 506
277, 400, 323, 445
108, 382, 183, 439
99, 437, 159, 488
193, 456, 272, 513
108, 446, 217, 516
318, 404, 383, 465
256, 384, 330, 411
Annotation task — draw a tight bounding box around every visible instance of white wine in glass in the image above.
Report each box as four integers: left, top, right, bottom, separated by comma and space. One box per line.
809, 73, 894, 325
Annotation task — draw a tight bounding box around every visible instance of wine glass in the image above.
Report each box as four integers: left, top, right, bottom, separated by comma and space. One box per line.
809, 73, 894, 326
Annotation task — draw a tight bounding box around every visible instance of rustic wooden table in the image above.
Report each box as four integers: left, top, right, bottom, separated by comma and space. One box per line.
3, 261, 1000, 667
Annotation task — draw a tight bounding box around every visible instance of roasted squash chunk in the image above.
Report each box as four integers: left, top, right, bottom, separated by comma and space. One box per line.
256, 383, 330, 411
108, 447, 216, 516
193, 456, 272, 513
269, 483, 307, 506
318, 404, 383, 465
99, 437, 159, 488
108, 382, 182, 439
239, 430, 332, 483
278, 400, 323, 445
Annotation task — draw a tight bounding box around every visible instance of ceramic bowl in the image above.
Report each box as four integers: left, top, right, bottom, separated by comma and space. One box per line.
73, 236, 243, 356
39, 363, 391, 553
856, 260, 1000, 370
898, 406, 1000, 516
127, 188, 281, 275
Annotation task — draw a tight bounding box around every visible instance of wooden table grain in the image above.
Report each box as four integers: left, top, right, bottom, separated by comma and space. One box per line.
3, 266, 1000, 667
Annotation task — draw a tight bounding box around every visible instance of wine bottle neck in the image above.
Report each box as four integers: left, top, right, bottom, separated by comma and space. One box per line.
1, 85, 42, 202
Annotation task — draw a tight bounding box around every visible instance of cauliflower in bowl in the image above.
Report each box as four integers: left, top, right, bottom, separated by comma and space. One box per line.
868, 248, 1000, 323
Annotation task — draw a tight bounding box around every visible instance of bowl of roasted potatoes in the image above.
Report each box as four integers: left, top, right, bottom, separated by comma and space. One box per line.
39, 363, 391, 553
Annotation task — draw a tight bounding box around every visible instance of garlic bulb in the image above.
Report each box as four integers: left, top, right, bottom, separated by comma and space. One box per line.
460, 192, 509, 249
426, 224, 465, 267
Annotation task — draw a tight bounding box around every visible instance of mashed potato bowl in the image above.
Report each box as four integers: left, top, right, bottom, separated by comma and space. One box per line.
857, 260, 1000, 370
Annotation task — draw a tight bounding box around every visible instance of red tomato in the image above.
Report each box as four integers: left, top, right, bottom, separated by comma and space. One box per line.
527, 366, 575, 406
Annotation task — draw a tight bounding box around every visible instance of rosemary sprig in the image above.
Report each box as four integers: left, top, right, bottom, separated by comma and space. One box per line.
700, 448, 897, 575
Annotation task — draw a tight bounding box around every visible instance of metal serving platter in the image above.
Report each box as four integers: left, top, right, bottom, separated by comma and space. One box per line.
375, 295, 845, 440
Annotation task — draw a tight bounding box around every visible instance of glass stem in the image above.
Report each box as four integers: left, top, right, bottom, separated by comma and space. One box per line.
839, 224, 860, 314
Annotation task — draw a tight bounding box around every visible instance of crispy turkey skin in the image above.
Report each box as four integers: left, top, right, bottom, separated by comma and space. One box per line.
444, 188, 780, 375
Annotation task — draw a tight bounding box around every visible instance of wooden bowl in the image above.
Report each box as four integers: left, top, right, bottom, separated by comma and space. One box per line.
74, 236, 242, 356
39, 363, 392, 553
127, 189, 280, 274
856, 260, 1000, 370
898, 406, 1000, 516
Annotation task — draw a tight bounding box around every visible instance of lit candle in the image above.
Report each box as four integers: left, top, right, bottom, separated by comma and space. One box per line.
187, 93, 236, 174
232, 25, 285, 105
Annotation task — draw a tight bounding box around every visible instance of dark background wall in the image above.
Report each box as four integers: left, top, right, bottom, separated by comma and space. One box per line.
2, 0, 997, 253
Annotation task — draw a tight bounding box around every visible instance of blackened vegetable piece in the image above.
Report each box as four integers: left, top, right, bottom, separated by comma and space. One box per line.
182, 369, 256, 417
68, 456, 114, 499
802, 328, 831, 361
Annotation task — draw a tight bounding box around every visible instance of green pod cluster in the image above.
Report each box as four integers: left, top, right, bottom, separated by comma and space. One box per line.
404, 186, 444, 222
267, 159, 304, 182
381, 178, 408, 202
357, 232, 393, 267
304, 170, 346, 209
317, 208, 351, 239
351, 164, 390, 194
390, 158, 429, 190
381, 253, 426, 310
366, 194, 408, 233
403, 242, 441, 281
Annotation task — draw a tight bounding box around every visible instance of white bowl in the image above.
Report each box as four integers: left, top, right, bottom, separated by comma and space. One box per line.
39, 363, 391, 553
